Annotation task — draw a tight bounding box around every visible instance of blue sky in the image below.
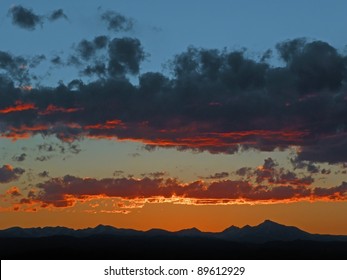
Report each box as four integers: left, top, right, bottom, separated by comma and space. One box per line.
1, 0, 347, 83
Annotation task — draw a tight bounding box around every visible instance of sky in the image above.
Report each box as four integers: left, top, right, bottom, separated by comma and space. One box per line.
0, 0, 347, 234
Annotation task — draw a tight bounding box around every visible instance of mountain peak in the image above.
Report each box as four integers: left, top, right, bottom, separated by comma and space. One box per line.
260, 220, 282, 226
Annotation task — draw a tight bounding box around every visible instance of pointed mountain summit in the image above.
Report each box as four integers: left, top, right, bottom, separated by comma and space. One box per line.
219, 220, 311, 243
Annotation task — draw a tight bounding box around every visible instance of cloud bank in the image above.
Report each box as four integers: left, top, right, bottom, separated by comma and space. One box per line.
0, 34, 347, 164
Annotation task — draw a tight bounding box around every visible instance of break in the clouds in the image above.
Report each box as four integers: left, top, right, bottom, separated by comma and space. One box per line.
0, 164, 25, 183
8, 5, 68, 30
12, 174, 347, 210
0, 38, 347, 164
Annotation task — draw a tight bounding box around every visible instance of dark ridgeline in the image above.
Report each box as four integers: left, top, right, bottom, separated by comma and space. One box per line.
1, 220, 347, 259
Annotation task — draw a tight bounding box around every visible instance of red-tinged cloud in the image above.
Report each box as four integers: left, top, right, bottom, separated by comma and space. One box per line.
5, 186, 22, 197
15, 174, 347, 210
38, 104, 82, 115
1, 38, 347, 163
0, 100, 36, 114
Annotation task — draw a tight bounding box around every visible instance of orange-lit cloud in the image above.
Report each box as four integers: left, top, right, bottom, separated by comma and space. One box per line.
0, 100, 36, 114
0, 165, 25, 183
0, 124, 50, 141
38, 104, 83, 115
84, 119, 124, 129
12, 174, 347, 213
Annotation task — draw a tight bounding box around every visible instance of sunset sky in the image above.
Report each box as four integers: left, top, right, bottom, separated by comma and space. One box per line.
1, 0, 347, 235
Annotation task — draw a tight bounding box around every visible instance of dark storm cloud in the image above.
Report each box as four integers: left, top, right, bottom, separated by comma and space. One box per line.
48, 9, 68, 21
0, 51, 29, 83
0, 165, 25, 183
108, 37, 145, 76
291, 158, 320, 173
101, 11, 133, 32
72, 36, 145, 78
17, 174, 347, 208
12, 153, 27, 162
296, 134, 347, 164
8, 5, 43, 30
0, 38, 347, 163
276, 39, 345, 92
76, 36, 109, 61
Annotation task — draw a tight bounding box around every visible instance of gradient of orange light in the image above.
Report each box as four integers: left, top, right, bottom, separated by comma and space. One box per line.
1, 201, 347, 235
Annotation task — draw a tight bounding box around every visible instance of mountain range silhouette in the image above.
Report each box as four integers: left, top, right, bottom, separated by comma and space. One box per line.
1, 220, 347, 242
2, 220, 347, 259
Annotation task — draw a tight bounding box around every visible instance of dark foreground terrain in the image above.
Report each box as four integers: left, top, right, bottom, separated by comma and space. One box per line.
2, 221, 347, 259
1, 236, 347, 259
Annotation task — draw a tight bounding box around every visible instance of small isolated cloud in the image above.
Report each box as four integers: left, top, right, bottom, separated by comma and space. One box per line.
236, 158, 314, 186
8, 6, 68, 30
291, 158, 320, 173
200, 172, 229, 179
37, 142, 82, 155
51, 55, 63, 65
0, 164, 25, 183
8, 5, 43, 30
5, 186, 22, 197
141, 171, 167, 178
12, 153, 27, 162
35, 155, 52, 162
48, 9, 68, 21
129, 152, 140, 157
76, 36, 109, 61
101, 11, 133, 32
38, 171, 49, 178
113, 170, 124, 177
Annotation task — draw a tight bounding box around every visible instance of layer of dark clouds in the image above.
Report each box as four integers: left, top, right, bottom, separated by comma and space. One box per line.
0, 36, 347, 164
19, 174, 347, 208
0, 164, 25, 183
